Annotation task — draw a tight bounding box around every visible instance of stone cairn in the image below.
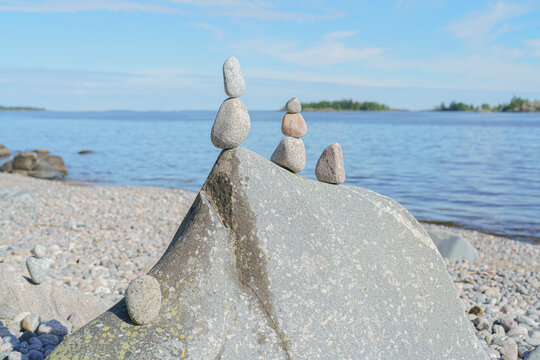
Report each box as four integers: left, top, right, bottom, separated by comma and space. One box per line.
270, 97, 307, 173
211, 56, 250, 149
315, 142, 345, 184
26, 244, 51, 284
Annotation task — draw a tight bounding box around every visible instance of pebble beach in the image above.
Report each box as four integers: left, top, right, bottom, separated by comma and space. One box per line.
0, 172, 538, 359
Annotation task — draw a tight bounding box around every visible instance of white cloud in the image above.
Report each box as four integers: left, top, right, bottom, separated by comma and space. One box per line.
446, 1, 527, 45
236, 31, 383, 67
0, 0, 186, 14
188, 23, 225, 39
524, 39, 540, 57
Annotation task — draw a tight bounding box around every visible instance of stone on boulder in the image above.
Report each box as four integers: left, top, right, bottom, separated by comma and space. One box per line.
0, 270, 112, 323
13, 152, 38, 171
223, 56, 245, 98
211, 98, 251, 149
49, 147, 486, 360
425, 226, 481, 262
0, 144, 9, 157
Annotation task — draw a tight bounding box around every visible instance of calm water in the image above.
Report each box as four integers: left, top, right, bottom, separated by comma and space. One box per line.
1, 111, 539, 241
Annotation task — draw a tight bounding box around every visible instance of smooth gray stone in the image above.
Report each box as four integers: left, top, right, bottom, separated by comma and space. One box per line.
125, 275, 161, 325
49, 147, 486, 360
31, 244, 47, 259
0, 270, 111, 323
285, 97, 301, 113
13, 152, 37, 171
425, 227, 481, 262
25, 257, 51, 284
223, 56, 245, 98
211, 98, 250, 149
270, 136, 306, 173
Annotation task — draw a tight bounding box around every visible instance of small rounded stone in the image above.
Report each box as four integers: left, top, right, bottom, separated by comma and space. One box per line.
281, 113, 307, 138
211, 98, 251, 149
21, 314, 41, 333
285, 97, 301, 113
26, 257, 51, 284
223, 56, 245, 98
126, 275, 161, 325
270, 137, 306, 173
315, 143, 345, 184
31, 244, 47, 259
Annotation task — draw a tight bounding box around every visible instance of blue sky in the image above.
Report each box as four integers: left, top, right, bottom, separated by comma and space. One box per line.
1, 0, 539, 110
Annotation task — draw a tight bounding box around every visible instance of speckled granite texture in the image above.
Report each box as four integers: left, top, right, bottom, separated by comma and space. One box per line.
48, 147, 486, 359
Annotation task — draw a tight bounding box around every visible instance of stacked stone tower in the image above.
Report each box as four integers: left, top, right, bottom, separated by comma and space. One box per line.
270, 97, 307, 173
211, 56, 250, 149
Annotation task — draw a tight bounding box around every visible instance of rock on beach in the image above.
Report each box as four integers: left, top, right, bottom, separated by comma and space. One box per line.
270, 136, 306, 173
125, 275, 161, 325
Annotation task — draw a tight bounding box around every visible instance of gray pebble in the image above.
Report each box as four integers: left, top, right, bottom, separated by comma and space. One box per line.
126, 275, 161, 325
285, 97, 301, 113
25, 349, 43, 360
25, 257, 50, 284
517, 315, 538, 328
7, 352, 22, 360
211, 98, 250, 149
270, 137, 306, 173
315, 143, 345, 184
30, 244, 46, 259
223, 56, 245, 98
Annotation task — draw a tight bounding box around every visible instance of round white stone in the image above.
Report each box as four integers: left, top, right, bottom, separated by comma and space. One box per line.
223, 56, 245, 98
126, 275, 161, 325
211, 98, 251, 149
31, 244, 47, 259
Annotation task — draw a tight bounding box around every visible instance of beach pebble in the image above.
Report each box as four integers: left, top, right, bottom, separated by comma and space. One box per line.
126, 275, 161, 325
31, 244, 47, 259
285, 97, 301, 113
211, 98, 251, 149
26, 257, 50, 284
223, 56, 245, 98
281, 113, 307, 138
270, 137, 306, 173
315, 143, 345, 184
500, 338, 518, 360
21, 314, 40, 333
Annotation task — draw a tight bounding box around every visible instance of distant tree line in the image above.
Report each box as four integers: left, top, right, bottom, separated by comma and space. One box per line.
0, 105, 45, 111
435, 97, 540, 112
300, 99, 390, 111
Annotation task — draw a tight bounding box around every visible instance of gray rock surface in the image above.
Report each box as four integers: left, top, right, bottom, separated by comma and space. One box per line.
285, 97, 301, 113
315, 142, 345, 184
0, 270, 111, 322
211, 98, 251, 149
223, 56, 245, 98
49, 147, 485, 359
125, 275, 161, 325
270, 137, 306, 173
281, 113, 307, 138
25, 257, 50, 284
426, 227, 481, 262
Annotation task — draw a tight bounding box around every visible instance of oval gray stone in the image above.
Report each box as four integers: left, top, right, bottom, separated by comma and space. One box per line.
315, 143, 345, 184
223, 56, 245, 98
211, 98, 251, 149
21, 314, 41, 332
31, 244, 47, 259
125, 275, 161, 325
26, 257, 51, 284
285, 97, 301, 113
270, 137, 306, 173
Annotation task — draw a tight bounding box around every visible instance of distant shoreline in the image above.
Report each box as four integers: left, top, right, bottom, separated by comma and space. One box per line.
0, 106, 45, 112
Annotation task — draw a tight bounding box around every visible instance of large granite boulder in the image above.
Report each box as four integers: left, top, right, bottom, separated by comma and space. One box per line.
49, 147, 486, 359
425, 226, 481, 262
1, 152, 66, 179
0, 270, 112, 322
0, 144, 9, 157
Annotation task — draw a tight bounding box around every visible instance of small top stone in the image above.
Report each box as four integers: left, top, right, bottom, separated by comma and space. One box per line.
31, 244, 47, 259
285, 97, 301, 113
223, 56, 245, 98
315, 143, 345, 184
126, 275, 161, 325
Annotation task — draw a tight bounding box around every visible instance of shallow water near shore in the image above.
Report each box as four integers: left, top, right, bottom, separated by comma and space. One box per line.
1, 110, 539, 241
